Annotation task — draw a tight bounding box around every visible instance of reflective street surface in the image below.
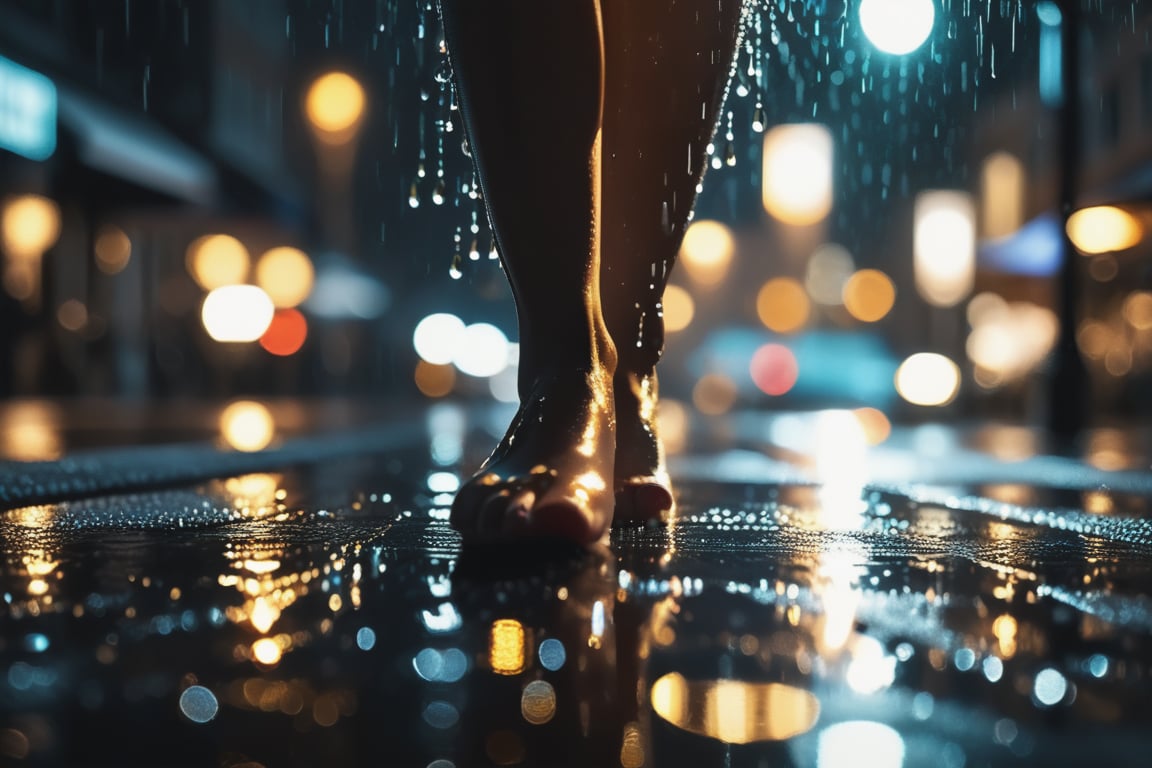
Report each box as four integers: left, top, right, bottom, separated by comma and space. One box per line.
3, 402, 1152, 767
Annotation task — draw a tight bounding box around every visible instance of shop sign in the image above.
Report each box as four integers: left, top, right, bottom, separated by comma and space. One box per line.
0, 54, 56, 161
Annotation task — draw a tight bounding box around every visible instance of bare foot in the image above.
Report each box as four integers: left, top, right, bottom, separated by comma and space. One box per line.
451, 369, 617, 544
612, 370, 675, 524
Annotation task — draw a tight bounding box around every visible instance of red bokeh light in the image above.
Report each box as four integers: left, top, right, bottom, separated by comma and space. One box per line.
750, 343, 799, 396
260, 308, 308, 356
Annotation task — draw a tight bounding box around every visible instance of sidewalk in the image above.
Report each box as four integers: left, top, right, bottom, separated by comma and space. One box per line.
1, 399, 1151, 766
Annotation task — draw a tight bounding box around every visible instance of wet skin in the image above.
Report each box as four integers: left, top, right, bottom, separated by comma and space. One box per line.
441, 0, 744, 543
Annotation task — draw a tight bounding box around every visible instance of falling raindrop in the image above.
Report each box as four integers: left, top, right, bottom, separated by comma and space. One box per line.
450, 228, 463, 278
408, 182, 420, 209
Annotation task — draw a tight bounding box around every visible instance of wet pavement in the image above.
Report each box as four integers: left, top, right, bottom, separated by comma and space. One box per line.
3, 401, 1152, 767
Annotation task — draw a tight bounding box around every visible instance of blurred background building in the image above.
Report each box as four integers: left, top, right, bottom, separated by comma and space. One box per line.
0, 1, 1150, 440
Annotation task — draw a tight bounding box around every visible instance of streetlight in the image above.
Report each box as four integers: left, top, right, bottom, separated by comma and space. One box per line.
1, 194, 61, 310
858, 0, 935, 55
303, 71, 367, 255
305, 72, 366, 146
913, 190, 976, 308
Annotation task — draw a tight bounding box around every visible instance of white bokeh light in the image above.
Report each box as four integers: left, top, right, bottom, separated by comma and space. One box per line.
818, 721, 905, 768
452, 323, 510, 378
914, 190, 976, 308
201, 285, 275, 342
413, 313, 466, 365
859, 0, 935, 55
762, 124, 834, 226
1033, 668, 1068, 706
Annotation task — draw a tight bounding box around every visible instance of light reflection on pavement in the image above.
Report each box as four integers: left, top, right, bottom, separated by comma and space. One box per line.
2, 405, 1152, 767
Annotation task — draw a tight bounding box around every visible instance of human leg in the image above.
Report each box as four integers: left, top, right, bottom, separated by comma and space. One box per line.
440, 0, 617, 542
600, 0, 746, 520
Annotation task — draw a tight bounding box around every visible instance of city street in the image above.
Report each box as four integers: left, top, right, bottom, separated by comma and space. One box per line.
2, 400, 1150, 766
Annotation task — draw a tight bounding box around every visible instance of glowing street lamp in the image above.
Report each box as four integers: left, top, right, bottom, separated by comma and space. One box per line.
679, 220, 735, 286
305, 72, 367, 146
859, 0, 935, 55
304, 71, 367, 254
762, 124, 833, 226
1, 194, 61, 308
914, 190, 976, 308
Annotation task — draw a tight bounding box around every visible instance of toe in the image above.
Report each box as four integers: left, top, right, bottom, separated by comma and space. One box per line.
614, 480, 674, 525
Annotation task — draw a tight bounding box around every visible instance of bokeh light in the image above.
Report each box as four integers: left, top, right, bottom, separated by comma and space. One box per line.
219, 401, 275, 452
202, 285, 275, 342
853, 407, 892, 445
692, 373, 738, 415
981, 152, 1025, 239
818, 721, 905, 768
186, 234, 250, 290
453, 323, 510, 378
762, 124, 833, 225
1066, 206, 1143, 254
842, 269, 896, 322
1033, 668, 1068, 707
650, 673, 820, 744
256, 247, 315, 308
1123, 291, 1152, 330
538, 638, 566, 671
805, 243, 854, 305
178, 685, 219, 724
305, 71, 366, 142
1, 194, 61, 258
259, 309, 308, 356
859, 0, 935, 55
94, 225, 132, 274
415, 361, 456, 398
895, 353, 961, 407
413, 313, 466, 365
750, 343, 799, 396
966, 300, 1057, 385
657, 399, 689, 455
679, 220, 735, 286
489, 619, 526, 676
0, 401, 62, 461
56, 299, 88, 332
756, 277, 810, 333
914, 190, 976, 307
252, 637, 283, 666
662, 284, 695, 332
520, 680, 557, 725
1076, 320, 1111, 360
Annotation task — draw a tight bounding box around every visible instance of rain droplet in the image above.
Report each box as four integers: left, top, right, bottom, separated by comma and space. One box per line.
408, 183, 420, 209
433, 60, 452, 84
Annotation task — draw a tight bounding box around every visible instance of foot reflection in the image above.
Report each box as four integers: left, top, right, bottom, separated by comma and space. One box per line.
444, 546, 637, 766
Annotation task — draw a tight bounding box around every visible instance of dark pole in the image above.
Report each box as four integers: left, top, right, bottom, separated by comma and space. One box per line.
1047, 0, 1088, 448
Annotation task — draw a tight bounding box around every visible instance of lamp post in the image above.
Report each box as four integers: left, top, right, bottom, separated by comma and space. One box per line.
303, 71, 367, 255
1046, 0, 1088, 446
